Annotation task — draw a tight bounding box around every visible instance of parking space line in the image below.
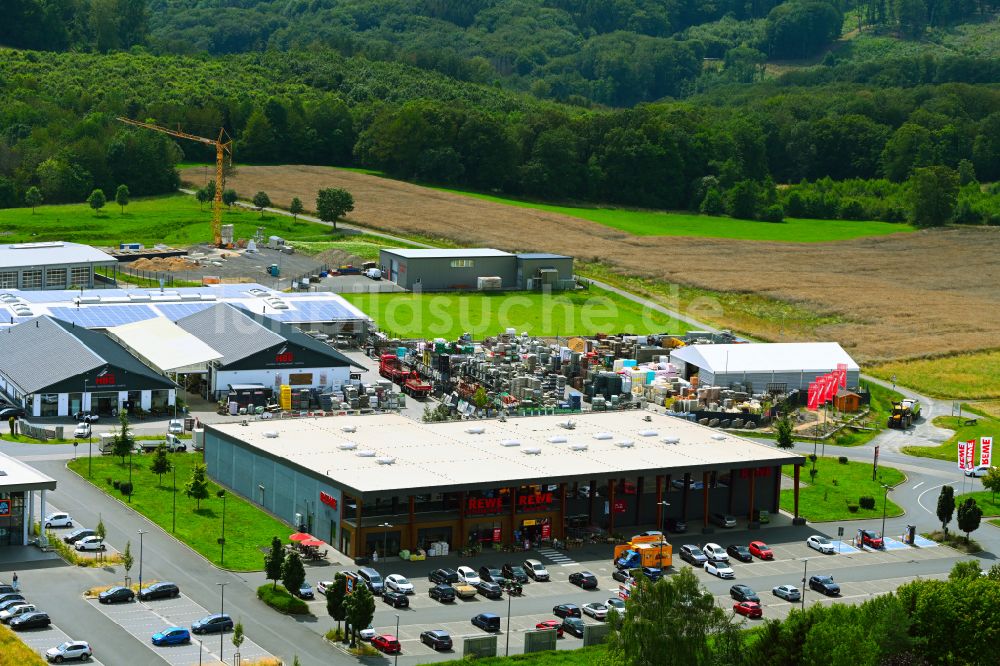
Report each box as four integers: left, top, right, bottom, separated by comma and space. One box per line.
15, 623, 107, 666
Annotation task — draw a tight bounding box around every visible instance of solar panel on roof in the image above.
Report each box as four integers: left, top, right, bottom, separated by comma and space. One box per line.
268, 301, 357, 322
156, 302, 215, 320
49, 305, 158, 328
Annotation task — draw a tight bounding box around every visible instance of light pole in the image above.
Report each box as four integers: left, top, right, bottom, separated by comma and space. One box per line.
217, 582, 228, 660
378, 522, 392, 560
800, 558, 809, 611
137, 529, 147, 593
505, 588, 512, 656
880, 483, 893, 542
658, 500, 670, 565
394, 614, 400, 666
217, 490, 227, 566
128, 448, 133, 503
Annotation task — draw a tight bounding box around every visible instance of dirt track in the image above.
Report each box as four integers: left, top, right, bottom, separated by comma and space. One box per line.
181, 165, 1000, 363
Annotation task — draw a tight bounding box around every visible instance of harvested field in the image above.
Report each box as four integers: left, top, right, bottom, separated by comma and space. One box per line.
186, 165, 1000, 364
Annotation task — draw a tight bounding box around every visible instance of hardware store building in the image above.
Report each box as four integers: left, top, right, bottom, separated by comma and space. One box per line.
0, 452, 57, 547
203, 411, 805, 559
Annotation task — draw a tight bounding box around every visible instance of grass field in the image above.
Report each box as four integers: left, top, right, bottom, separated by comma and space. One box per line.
342, 290, 693, 339
780, 457, 905, 522
902, 415, 999, 462
0, 193, 340, 247
870, 351, 1000, 399
67, 454, 290, 571
955, 491, 1000, 519
0, 623, 45, 666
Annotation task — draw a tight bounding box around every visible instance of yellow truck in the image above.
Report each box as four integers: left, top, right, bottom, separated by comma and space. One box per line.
614, 535, 672, 569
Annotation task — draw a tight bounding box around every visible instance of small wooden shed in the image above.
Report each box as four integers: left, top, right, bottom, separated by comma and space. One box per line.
834, 389, 861, 412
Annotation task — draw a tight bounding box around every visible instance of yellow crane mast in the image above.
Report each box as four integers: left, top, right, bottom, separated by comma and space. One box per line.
117, 117, 233, 246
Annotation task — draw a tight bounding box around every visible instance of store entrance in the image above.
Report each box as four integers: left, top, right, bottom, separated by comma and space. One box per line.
92, 392, 118, 415
518, 518, 551, 547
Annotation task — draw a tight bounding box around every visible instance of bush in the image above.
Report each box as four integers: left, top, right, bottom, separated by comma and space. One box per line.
105, 476, 113, 485
847, 503, 859, 513
808, 454, 818, 462
256, 584, 309, 615
838, 456, 848, 464
809, 468, 818, 481
119, 482, 133, 496
761, 204, 785, 222
112, 480, 120, 489
859, 496, 876, 510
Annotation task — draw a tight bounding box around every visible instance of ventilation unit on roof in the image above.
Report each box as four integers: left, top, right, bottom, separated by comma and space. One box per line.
500, 439, 521, 447
638, 429, 658, 437
592, 432, 613, 440
356, 450, 376, 457
558, 420, 576, 429
569, 443, 588, 452
522, 447, 542, 455
11, 242, 63, 249
0, 470, 7, 476
615, 440, 635, 448
711, 434, 727, 441
263, 431, 279, 438
341, 425, 357, 433
376, 457, 396, 465
465, 426, 486, 434
662, 436, 680, 444
547, 435, 567, 444
338, 442, 358, 450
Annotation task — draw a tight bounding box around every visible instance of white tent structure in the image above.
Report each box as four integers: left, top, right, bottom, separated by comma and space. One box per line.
106, 317, 222, 374
670, 342, 860, 391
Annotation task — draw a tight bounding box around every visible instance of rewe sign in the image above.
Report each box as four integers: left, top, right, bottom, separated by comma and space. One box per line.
467, 497, 503, 515
517, 492, 553, 510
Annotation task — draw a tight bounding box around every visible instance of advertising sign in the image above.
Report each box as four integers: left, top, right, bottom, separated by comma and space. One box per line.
981, 437, 993, 468
612, 499, 627, 514
517, 492, 553, 510
0, 499, 10, 517
958, 440, 967, 470
319, 491, 338, 510
492, 527, 502, 543
541, 522, 551, 539
467, 496, 503, 515
837, 363, 848, 388
966, 439, 977, 470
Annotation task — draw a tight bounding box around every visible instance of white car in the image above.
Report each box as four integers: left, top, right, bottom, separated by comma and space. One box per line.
704, 561, 735, 579
316, 580, 334, 596
167, 419, 185, 435
73, 422, 91, 438
702, 543, 729, 563
359, 624, 376, 642
966, 465, 995, 478
44, 513, 73, 528
45, 640, 93, 662
606, 598, 626, 615
806, 535, 835, 554
456, 566, 481, 585
0, 603, 36, 623
385, 574, 414, 594
772, 585, 801, 601
74, 536, 106, 551
582, 602, 609, 620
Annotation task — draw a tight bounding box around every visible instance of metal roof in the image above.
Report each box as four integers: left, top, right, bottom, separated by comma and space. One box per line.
381, 248, 513, 259
207, 410, 803, 497
106, 318, 223, 374
0, 242, 116, 268
516, 253, 571, 260
176, 303, 285, 366
0, 316, 103, 393
0, 452, 56, 492
670, 343, 859, 375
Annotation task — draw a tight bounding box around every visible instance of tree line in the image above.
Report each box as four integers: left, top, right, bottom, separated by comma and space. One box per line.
2, 0, 149, 52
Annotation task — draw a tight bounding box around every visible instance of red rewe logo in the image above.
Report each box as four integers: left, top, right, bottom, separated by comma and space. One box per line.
276, 351, 293, 363
467, 497, 503, 514
95, 373, 116, 386
517, 492, 553, 509
320, 491, 338, 509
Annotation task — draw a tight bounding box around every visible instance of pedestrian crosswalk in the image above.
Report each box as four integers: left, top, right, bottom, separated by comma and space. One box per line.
536, 547, 578, 566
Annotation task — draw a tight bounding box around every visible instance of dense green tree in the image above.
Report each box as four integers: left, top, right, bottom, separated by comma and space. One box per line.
289, 197, 304, 219
982, 466, 1000, 502
184, 462, 210, 509
251, 191, 271, 217
327, 573, 347, 635
957, 497, 982, 542
895, 0, 928, 37
344, 583, 376, 648
265, 536, 284, 589
222, 189, 238, 208
240, 109, 278, 163
907, 166, 959, 227
316, 188, 354, 229
149, 443, 172, 487
937, 485, 955, 535
766, 1, 842, 59
775, 412, 795, 449
115, 184, 130, 213
106, 130, 180, 196
972, 113, 1000, 182
700, 187, 724, 215
882, 123, 937, 182
281, 551, 306, 597
725, 180, 760, 220
113, 410, 134, 463
37, 157, 92, 204
24, 186, 43, 214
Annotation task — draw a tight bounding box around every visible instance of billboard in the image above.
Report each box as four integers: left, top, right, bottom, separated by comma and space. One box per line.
981, 437, 993, 468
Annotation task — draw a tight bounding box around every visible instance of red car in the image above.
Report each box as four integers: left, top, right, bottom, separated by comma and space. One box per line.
861, 530, 884, 549
372, 634, 401, 654
749, 541, 774, 560
535, 619, 564, 637
733, 601, 763, 619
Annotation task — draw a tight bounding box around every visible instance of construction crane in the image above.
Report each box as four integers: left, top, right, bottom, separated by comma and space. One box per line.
117, 117, 233, 246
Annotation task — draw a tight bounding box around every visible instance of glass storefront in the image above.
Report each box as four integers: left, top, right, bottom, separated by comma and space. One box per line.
39, 394, 58, 417
0, 493, 25, 546
366, 529, 401, 558
151, 389, 170, 413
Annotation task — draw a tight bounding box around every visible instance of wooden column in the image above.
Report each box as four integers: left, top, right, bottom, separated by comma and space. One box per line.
354, 496, 363, 559
559, 483, 567, 539
654, 475, 664, 530
702, 471, 711, 528
772, 465, 782, 512
408, 495, 416, 550
793, 465, 801, 519
748, 471, 756, 523
607, 478, 617, 534
681, 473, 690, 521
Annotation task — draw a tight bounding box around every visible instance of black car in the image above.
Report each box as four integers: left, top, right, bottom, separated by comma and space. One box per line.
0, 405, 25, 420
98, 586, 135, 604
809, 575, 840, 596
429, 584, 456, 603
420, 629, 453, 651
727, 545, 753, 563
63, 529, 97, 545
552, 603, 581, 618
0, 592, 25, 606
730, 584, 760, 602
139, 582, 179, 601
72, 411, 99, 423
429, 568, 459, 585
382, 590, 410, 608
612, 569, 635, 584
10, 611, 49, 630
562, 617, 586, 638
501, 563, 529, 584
192, 613, 233, 634
679, 545, 708, 567
0, 597, 26, 613
0, 585, 14, 596
471, 613, 501, 632
665, 518, 688, 534
569, 571, 598, 589
475, 581, 503, 599
478, 566, 506, 585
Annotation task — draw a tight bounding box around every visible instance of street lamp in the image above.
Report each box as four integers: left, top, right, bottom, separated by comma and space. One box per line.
172, 465, 177, 533
800, 558, 809, 611
378, 522, 393, 560
505, 588, 512, 656
880, 483, 894, 542
658, 501, 670, 565
394, 614, 400, 666
137, 529, 147, 593
217, 582, 228, 660
217, 490, 227, 566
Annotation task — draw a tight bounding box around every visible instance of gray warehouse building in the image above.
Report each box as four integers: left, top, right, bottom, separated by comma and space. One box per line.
0, 241, 116, 290
379, 248, 574, 291
670, 342, 860, 392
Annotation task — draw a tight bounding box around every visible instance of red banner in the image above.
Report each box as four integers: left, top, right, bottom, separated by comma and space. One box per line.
837, 363, 848, 388
824, 373, 838, 402
492, 527, 501, 543
966, 439, 977, 470
958, 440, 967, 470
807, 382, 819, 410
541, 522, 551, 539
982, 437, 993, 468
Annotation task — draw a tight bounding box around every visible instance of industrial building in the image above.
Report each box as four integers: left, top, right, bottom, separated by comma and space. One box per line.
378, 248, 574, 292
670, 342, 860, 392
0, 241, 116, 291
203, 411, 805, 559
0, 316, 177, 418
0, 452, 56, 547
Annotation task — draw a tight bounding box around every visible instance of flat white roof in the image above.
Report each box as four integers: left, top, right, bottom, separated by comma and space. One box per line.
0, 452, 57, 492
0, 241, 116, 268
671, 343, 859, 374
208, 411, 803, 496
106, 318, 223, 373
381, 248, 513, 259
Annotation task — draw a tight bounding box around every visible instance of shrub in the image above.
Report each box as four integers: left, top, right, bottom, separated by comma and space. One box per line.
809, 468, 818, 481
859, 496, 876, 510
808, 453, 818, 462
112, 480, 120, 489
847, 503, 859, 513
105, 476, 113, 485
838, 456, 848, 464
761, 204, 785, 222
257, 584, 309, 615
119, 482, 133, 496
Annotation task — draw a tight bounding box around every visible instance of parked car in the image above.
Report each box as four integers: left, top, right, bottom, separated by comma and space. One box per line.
382, 590, 409, 608
809, 575, 841, 596
10, 611, 50, 631
502, 563, 529, 583
639, 567, 663, 582
749, 541, 774, 560
0, 597, 26, 612
73, 422, 91, 439
192, 613, 233, 635
44, 513, 73, 528
637, 530, 663, 537
705, 561, 735, 579
613, 568, 637, 584
316, 580, 334, 596
665, 518, 688, 534
772, 585, 801, 601
452, 581, 477, 599
72, 411, 98, 423
582, 602, 609, 620
0, 592, 24, 605
63, 529, 96, 545
471, 613, 501, 632
475, 581, 503, 600
733, 601, 763, 619
151, 627, 190, 646
478, 566, 506, 585
569, 571, 598, 589
524, 559, 550, 581
606, 598, 626, 615
74, 536, 105, 551
806, 535, 835, 554
372, 634, 401, 654
702, 543, 729, 563
0, 585, 14, 596
711, 513, 737, 528
358, 625, 376, 642
679, 545, 708, 567
139, 582, 179, 601
429, 584, 456, 603
45, 640, 93, 662
0, 404, 25, 420
98, 587, 134, 604
535, 619, 564, 637
456, 566, 481, 585
429, 568, 459, 585
730, 584, 760, 602
0, 603, 36, 623
167, 419, 185, 435
727, 544, 753, 563
561, 617, 586, 638
860, 530, 884, 549
420, 629, 453, 651
552, 603, 581, 619
385, 574, 414, 594
966, 464, 995, 478
357, 567, 384, 594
